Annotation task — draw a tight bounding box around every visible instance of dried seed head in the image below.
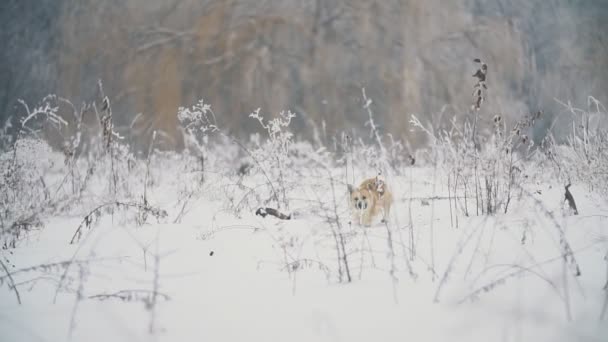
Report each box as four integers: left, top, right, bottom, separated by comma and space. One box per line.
407, 154, 416, 165
101, 97, 110, 111
473, 69, 485, 79
471, 58, 488, 110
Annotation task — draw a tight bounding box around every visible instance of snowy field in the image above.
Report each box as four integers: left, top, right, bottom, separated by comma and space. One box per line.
1, 99, 608, 342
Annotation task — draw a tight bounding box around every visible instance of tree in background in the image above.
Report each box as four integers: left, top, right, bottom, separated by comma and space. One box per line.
1, 0, 606, 150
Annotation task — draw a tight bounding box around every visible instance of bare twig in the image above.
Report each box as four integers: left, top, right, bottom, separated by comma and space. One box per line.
0, 258, 21, 304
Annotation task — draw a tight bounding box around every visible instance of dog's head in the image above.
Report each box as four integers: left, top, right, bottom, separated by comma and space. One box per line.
349, 185, 374, 211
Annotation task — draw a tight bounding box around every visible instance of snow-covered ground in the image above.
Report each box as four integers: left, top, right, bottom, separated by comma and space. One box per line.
1, 143, 607, 342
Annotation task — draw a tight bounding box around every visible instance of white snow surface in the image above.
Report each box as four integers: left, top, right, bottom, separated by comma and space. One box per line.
1, 149, 607, 342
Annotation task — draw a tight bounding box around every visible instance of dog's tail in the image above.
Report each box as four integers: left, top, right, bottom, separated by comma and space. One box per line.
374, 174, 386, 197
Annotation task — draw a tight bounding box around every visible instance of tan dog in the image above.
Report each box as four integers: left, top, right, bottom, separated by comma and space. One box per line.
348, 177, 393, 226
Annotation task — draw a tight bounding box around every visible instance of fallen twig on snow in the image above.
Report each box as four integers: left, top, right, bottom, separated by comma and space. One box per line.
255, 207, 291, 220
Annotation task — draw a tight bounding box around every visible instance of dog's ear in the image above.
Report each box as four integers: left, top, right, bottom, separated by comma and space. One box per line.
347, 184, 354, 194
367, 182, 375, 191
376, 179, 385, 195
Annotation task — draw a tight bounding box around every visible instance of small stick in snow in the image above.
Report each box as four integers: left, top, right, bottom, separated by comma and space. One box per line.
255, 207, 291, 220
564, 184, 579, 215
0, 259, 21, 304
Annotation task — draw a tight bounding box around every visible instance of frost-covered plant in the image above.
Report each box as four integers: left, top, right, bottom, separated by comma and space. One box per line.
178, 98, 219, 183
249, 108, 295, 159
70, 201, 167, 244
248, 108, 296, 210
327, 90, 406, 186
411, 109, 538, 216
178, 99, 218, 148
174, 99, 222, 220
548, 97, 608, 197
12, 94, 92, 200
0, 137, 53, 248
17, 96, 68, 138
0, 95, 70, 248
406, 58, 543, 217
361, 88, 388, 172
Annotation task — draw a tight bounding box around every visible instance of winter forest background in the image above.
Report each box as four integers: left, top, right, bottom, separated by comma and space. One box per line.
2, 0, 607, 149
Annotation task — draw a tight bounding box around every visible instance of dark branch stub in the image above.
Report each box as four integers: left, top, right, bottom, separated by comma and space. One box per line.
564, 184, 579, 215
255, 207, 291, 220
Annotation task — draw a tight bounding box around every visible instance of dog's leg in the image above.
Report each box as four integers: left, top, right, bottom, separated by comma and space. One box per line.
362, 211, 372, 226
381, 200, 391, 223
